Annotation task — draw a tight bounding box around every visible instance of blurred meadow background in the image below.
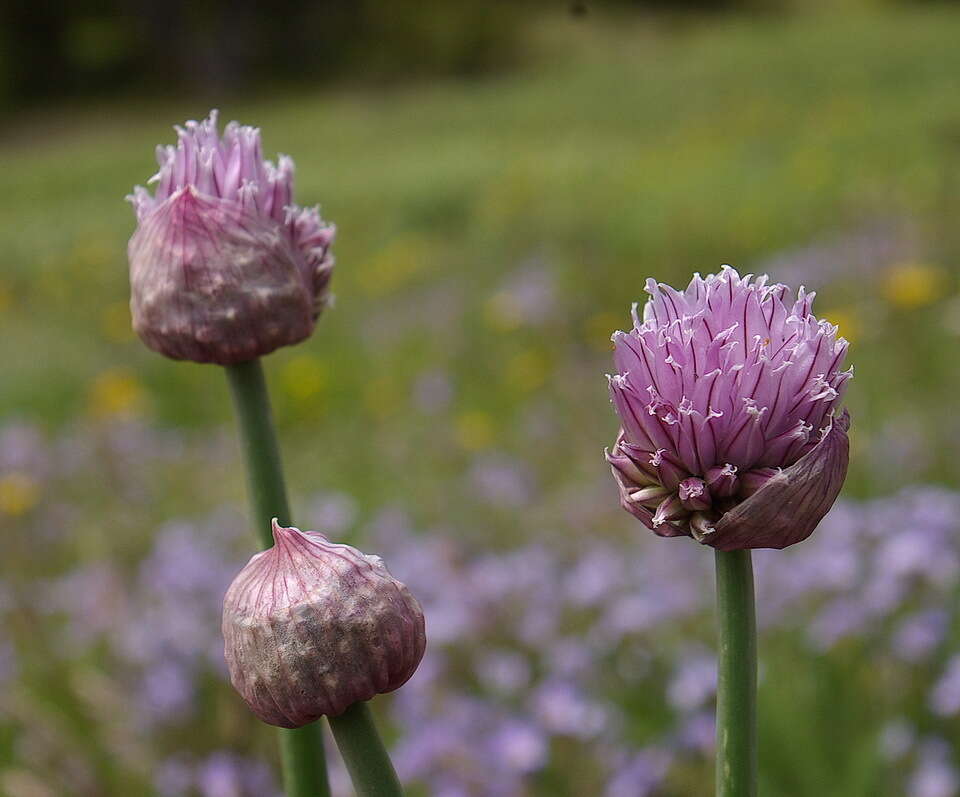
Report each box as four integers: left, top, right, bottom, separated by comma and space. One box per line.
3, 1, 960, 795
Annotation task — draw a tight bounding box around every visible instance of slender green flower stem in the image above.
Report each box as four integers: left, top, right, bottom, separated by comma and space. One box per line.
329, 702, 404, 797
714, 549, 758, 797
225, 359, 331, 797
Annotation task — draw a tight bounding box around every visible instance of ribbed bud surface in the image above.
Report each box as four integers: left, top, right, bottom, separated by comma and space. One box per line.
607, 266, 851, 550
127, 110, 335, 364
222, 521, 426, 728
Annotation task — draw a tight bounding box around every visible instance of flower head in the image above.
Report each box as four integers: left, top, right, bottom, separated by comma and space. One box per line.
607, 266, 851, 550
222, 520, 425, 728
127, 110, 335, 364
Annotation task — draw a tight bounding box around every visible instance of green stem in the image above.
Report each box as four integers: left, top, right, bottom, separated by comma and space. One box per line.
714, 549, 758, 797
329, 702, 404, 797
225, 359, 331, 797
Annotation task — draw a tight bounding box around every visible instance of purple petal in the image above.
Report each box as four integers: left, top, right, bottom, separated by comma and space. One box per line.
707, 410, 849, 550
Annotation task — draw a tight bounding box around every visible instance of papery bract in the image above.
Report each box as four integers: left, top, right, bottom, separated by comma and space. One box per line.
222, 521, 426, 728
127, 110, 335, 364
606, 266, 851, 549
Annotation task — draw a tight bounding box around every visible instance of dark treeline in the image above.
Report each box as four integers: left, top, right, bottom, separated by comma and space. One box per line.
0, 0, 878, 107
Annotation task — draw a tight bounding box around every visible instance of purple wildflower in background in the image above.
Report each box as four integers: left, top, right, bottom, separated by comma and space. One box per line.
489, 719, 549, 774
892, 609, 949, 663
412, 370, 454, 414
127, 110, 335, 364
909, 739, 960, 797
468, 453, 537, 508
605, 747, 672, 797
753, 219, 918, 287
154, 756, 195, 797
607, 266, 851, 549
141, 660, 195, 721
666, 650, 717, 712
930, 656, 960, 717
879, 720, 916, 762
197, 752, 282, 797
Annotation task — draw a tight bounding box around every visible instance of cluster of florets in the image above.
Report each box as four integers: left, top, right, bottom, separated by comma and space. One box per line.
607, 266, 851, 550
127, 110, 334, 364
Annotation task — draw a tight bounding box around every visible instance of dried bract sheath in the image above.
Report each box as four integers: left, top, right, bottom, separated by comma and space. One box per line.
222, 521, 426, 728
607, 266, 852, 550
127, 110, 335, 364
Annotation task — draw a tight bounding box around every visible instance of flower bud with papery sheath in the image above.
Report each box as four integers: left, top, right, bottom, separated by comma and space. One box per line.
127, 110, 335, 364
606, 266, 851, 550
222, 520, 426, 728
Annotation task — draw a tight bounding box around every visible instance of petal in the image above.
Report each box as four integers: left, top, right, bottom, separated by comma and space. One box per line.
706, 409, 850, 551
608, 457, 658, 530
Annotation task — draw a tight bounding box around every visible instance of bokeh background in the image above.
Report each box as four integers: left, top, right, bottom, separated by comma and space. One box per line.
3, 1, 960, 795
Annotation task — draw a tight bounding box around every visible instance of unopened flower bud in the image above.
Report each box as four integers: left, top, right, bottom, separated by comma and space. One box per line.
652, 495, 689, 527
705, 464, 738, 499
629, 484, 672, 508
678, 477, 711, 511
127, 111, 335, 364
607, 267, 851, 550
222, 520, 426, 728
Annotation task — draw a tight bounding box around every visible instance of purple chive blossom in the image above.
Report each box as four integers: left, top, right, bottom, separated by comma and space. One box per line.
127, 110, 335, 365
607, 266, 851, 549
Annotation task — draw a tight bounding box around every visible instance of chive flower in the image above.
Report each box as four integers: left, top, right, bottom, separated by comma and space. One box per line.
222, 521, 426, 728
127, 110, 335, 365
607, 266, 851, 550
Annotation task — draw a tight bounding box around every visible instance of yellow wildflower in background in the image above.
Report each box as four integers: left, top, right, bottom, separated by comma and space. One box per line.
882, 263, 946, 310
505, 349, 550, 393
71, 235, 114, 272
357, 235, 433, 297
281, 355, 328, 404
363, 375, 400, 420
584, 311, 622, 351
100, 301, 135, 343
0, 472, 40, 516
819, 306, 861, 344
455, 410, 494, 451
87, 369, 145, 418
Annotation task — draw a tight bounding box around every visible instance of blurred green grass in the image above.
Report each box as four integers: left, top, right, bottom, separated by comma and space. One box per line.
3, 8, 960, 496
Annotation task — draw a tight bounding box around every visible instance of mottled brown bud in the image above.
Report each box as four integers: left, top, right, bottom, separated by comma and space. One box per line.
129, 188, 317, 364
127, 112, 335, 365
222, 521, 426, 728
